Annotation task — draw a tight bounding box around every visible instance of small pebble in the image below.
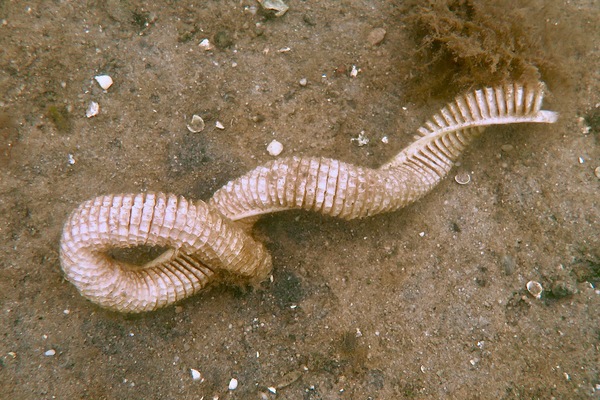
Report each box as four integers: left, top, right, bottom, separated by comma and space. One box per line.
44, 349, 56, 356
215, 121, 225, 130
267, 139, 283, 156
367, 28, 386, 46
350, 65, 359, 78
578, 156, 585, 164
190, 368, 202, 381
187, 115, 205, 133
228, 378, 238, 390
526, 280, 543, 299
67, 154, 76, 165
94, 75, 113, 90
299, 77, 308, 87
501, 144, 514, 152
86, 101, 99, 118
381, 136, 389, 144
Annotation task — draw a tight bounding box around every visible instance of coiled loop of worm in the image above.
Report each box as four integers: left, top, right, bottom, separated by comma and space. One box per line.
60, 82, 558, 312
60, 193, 271, 312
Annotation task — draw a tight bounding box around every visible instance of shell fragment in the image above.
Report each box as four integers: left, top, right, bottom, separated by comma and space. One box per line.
187, 115, 205, 133
94, 75, 113, 90
86, 101, 99, 118
267, 139, 283, 156
526, 280, 543, 299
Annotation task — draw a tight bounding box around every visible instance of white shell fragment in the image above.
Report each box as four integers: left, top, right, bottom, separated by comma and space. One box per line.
257, 0, 289, 17
267, 139, 283, 156
526, 280, 543, 299
44, 349, 56, 356
187, 115, 205, 133
228, 378, 238, 390
190, 368, 202, 381
86, 101, 99, 118
215, 121, 225, 130
199, 38, 213, 51
94, 75, 113, 90
454, 172, 471, 185
351, 130, 369, 146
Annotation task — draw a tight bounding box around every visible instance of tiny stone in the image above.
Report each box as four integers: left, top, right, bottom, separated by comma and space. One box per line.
501, 144, 514, 151
350, 65, 359, 78
367, 28, 386, 46
267, 139, 283, 156
381, 136, 389, 144
174, 306, 184, 313
299, 78, 308, 87
215, 121, 225, 130
578, 156, 585, 164
187, 115, 205, 133
228, 378, 238, 390
94, 75, 113, 90
500, 254, 516, 275
44, 349, 56, 356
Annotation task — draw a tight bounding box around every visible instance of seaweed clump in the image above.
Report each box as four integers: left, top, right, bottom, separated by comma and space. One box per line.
404, 0, 560, 101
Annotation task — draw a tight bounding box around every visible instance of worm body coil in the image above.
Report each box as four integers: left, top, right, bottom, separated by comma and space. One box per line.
60, 83, 558, 312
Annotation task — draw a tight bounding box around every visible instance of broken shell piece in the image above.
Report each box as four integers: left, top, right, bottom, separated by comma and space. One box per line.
190, 368, 202, 381
187, 115, 205, 133
94, 75, 113, 90
86, 101, 99, 118
257, 0, 289, 17
199, 38, 213, 51
526, 280, 543, 299
267, 139, 283, 156
351, 130, 369, 146
594, 166, 600, 179
215, 121, 225, 130
454, 172, 471, 185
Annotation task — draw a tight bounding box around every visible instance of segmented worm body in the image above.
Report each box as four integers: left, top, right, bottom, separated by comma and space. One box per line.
60, 83, 558, 312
